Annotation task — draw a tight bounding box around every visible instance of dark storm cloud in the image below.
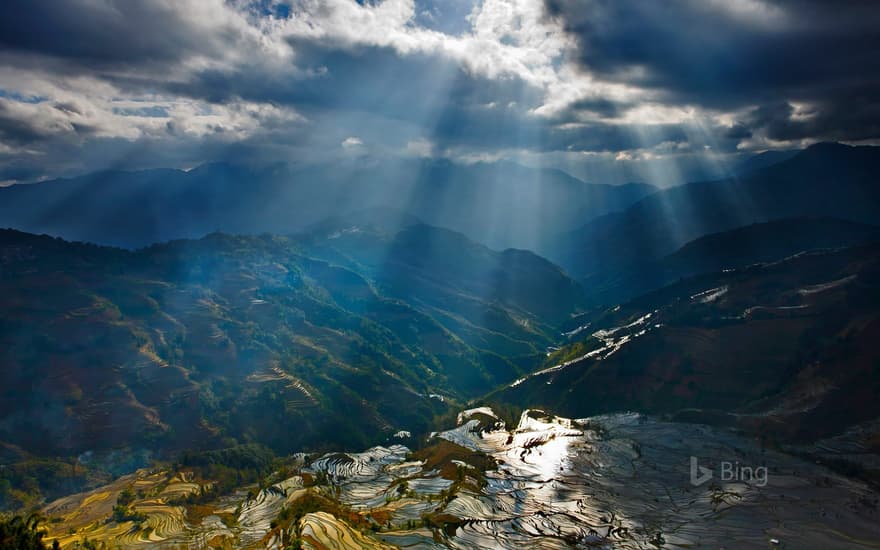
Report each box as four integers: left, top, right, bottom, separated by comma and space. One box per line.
566, 98, 626, 120
744, 100, 880, 143
723, 123, 752, 141
544, 0, 880, 141
0, 101, 50, 145
544, 0, 880, 103
0, 0, 231, 68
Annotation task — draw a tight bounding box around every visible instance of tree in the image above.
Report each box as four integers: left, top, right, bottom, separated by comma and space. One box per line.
0, 512, 53, 549
72, 538, 107, 550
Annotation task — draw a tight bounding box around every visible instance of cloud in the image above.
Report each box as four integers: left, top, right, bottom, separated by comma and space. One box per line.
0, 0, 876, 185
544, 0, 880, 143
341, 136, 364, 148
405, 138, 435, 157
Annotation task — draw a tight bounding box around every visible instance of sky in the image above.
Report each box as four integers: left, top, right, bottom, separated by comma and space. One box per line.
0, 0, 878, 186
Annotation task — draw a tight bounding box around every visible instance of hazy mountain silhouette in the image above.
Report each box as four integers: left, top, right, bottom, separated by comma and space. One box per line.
0, 159, 655, 252
662, 217, 880, 274
551, 143, 880, 302
571, 217, 880, 306
732, 148, 800, 175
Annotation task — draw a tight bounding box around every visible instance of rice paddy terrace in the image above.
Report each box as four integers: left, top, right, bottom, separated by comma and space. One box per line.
41, 408, 880, 549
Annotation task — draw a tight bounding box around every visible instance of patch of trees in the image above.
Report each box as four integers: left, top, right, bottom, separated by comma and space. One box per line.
178, 444, 274, 472
0, 513, 60, 549
0, 459, 90, 512
170, 444, 278, 505
110, 487, 146, 524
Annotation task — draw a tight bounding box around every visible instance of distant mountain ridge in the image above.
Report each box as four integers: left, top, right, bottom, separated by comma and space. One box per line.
303, 222, 585, 327
732, 148, 800, 175
550, 142, 880, 302
0, 159, 656, 252
663, 217, 880, 274
566, 217, 880, 307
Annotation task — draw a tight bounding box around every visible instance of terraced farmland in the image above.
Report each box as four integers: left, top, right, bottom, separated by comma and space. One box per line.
39, 407, 880, 549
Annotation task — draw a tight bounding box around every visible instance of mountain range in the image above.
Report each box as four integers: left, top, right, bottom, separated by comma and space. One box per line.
4, 143, 878, 308
549, 143, 880, 303
0, 159, 655, 252
493, 242, 880, 452
0, 223, 584, 462
2, 142, 880, 514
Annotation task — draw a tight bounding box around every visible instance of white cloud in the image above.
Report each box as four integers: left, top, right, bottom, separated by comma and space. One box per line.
404, 137, 434, 157
341, 136, 364, 149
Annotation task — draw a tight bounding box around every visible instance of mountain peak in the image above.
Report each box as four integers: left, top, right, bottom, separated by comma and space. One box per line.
803, 141, 852, 153
784, 141, 878, 170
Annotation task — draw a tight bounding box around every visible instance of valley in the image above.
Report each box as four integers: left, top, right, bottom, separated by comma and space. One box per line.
3, 223, 879, 548
2, 145, 880, 548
